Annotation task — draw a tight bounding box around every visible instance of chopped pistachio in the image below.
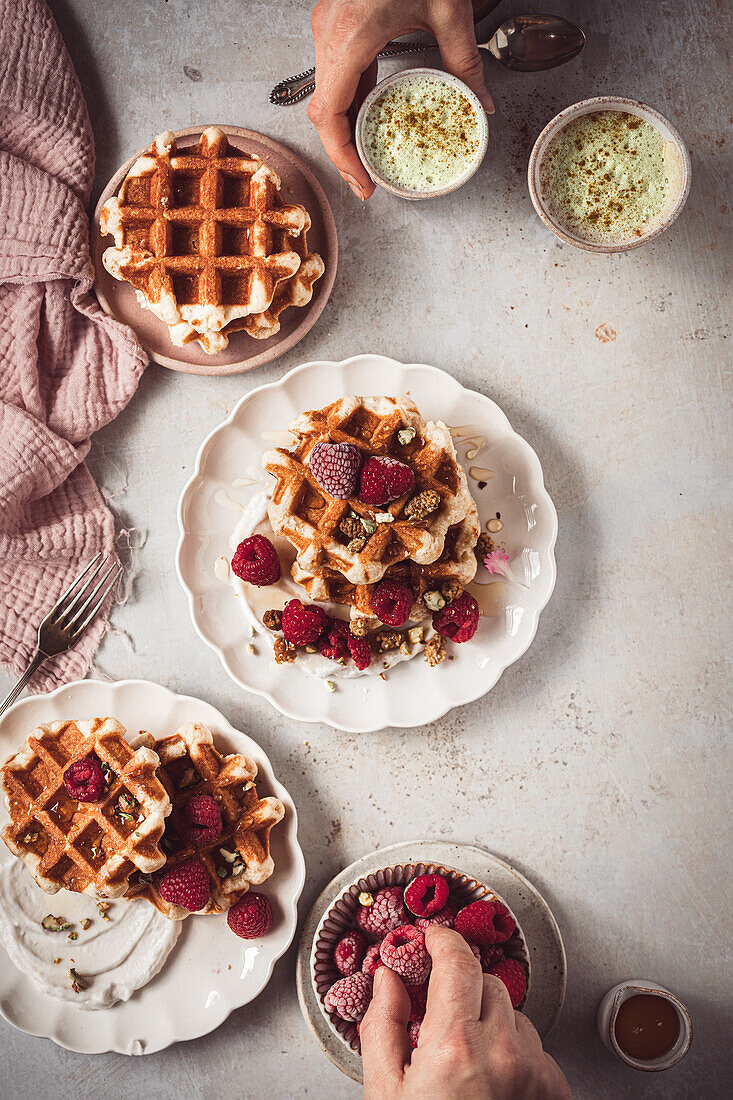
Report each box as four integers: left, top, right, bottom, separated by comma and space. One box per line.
423, 589, 446, 612
246, 643, 255, 655
216, 866, 228, 878
408, 626, 424, 645
361, 517, 377, 535
304, 643, 318, 653
23, 831, 38, 843
41, 914, 71, 932
397, 427, 416, 445
68, 967, 88, 992
53, 957, 61, 965
67, 932, 78, 942
232, 862, 244, 876
96, 902, 111, 920
399, 641, 411, 656
325, 680, 336, 693
358, 891, 374, 907
375, 512, 394, 524
80, 918, 92, 931
219, 847, 238, 863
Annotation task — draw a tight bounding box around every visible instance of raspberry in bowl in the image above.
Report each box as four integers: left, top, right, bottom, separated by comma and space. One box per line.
311, 861, 530, 1054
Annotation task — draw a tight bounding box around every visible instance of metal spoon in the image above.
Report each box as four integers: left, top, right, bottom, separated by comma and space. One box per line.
269, 14, 585, 105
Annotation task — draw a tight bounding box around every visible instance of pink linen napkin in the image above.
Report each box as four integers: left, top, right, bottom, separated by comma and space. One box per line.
0, 0, 147, 691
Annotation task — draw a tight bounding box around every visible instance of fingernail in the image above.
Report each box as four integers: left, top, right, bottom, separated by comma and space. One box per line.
479, 88, 495, 115
340, 172, 366, 200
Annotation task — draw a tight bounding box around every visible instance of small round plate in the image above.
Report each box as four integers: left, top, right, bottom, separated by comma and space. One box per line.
296, 840, 567, 1083
176, 354, 558, 731
91, 125, 338, 376
0, 679, 305, 1055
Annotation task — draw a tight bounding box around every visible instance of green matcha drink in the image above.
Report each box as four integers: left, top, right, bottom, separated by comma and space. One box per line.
362, 76, 483, 193
540, 110, 674, 242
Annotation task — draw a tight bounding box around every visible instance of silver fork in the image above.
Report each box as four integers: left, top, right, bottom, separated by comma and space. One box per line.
0, 553, 123, 719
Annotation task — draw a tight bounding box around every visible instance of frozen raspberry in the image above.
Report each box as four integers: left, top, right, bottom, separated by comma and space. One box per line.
309, 441, 362, 498
432, 590, 480, 642
380, 925, 432, 985
346, 632, 372, 670
404, 873, 449, 918
231, 534, 280, 586
480, 944, 506, 972
334, 929, 368, 976
227, 891, 272, 938
455, 900, 515, 945
159, 858, 210, 912
318, 616, 350, 661
281, 599, 327, 645
180, 793, 222, 846
406, 982, 428, 1021
371, 579, 413, 627
362, 943, 385, 977
488, 958, 527, 1008
408, 1019, 422, 1049
356, 886, 408, 938
63, 756, 105, 802
359, 456, 415, 505
468, 942, 481, 961
324, 972, 373, 1022
414, 900, 458, 931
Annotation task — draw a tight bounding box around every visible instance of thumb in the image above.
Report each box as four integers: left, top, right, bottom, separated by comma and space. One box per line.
361, 966, 411, 1099
432, 8, 494, 114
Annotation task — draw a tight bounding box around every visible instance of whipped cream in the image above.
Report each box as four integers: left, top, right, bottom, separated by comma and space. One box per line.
0, 859, 180, 1009
217, 492, 415, 679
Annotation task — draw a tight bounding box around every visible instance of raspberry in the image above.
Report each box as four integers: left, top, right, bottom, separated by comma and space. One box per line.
359, 456, 415, 505
407, 1019, 421, 1049
480, 944, 506, 972
380, 925, 432, 985
227, 891, 272, 938
180, 793, 222, 846
346, 632, 372, 670
468, 941, 481, 961
488, 958, 527, 1008
281, 599, 327, 645
318, 616, 350, 661
362, 943, 385, 977
324, 972, 373, 1022
455, 900, 515, 945
405, 982, 428, 1021
309, 441, 362, 498
334, 929, 368, 976
432, 590, 480, 642
231, 534, 280, 586
371, 579, 413, 627
414, 901, 458, 931
356, 886, 408, 938
404, 873, 449, 918
159, 858, 210, 912
63, 756, 105, 802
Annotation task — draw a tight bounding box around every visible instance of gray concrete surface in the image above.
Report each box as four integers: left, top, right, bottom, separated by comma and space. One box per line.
1, 1, 731, 1097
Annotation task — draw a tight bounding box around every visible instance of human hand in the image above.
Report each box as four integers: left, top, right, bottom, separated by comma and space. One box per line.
360, 925, 572, 1100
308, 0, 494, 199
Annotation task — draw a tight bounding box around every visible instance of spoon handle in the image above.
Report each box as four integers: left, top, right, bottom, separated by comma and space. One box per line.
269, 40, 437, 106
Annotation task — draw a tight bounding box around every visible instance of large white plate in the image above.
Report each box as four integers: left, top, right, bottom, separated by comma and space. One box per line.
177, 355, 558, 731
0, 679, 305, 1055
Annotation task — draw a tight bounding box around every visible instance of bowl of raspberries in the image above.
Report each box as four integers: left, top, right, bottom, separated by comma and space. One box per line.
312, 862, 530, 1054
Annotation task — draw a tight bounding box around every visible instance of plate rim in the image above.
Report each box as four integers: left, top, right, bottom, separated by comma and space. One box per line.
0, 677, 306, 1055
91, 123, 338, 376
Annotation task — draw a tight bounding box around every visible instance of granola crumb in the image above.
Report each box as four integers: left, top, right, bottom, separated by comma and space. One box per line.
424, 634, 447, 667
358, 891, 374, 907
263, 608, 283, 631
339, 514, 365, 540
273, 637, 297, 664
349, 617, 369, 637
441, 581, 464, 603
405, 489, 440, 522
475, 532, 495, 559
304, 643, 318, 653
375, 629, 402, 653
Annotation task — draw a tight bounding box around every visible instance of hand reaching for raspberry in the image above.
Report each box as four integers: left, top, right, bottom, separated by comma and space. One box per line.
308, 0, 494, 199
360, 926, 572, 1100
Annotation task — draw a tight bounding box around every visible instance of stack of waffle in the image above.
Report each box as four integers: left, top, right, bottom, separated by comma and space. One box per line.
263, 396, 480, 628
1, 720, 283, 920
100, 127, 324, 353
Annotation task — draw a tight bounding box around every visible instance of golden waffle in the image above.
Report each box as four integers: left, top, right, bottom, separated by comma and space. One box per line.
1, 719, 170, 899
238, 212, 325, 340
125, 724, 284, 920
100, 127, 313, 353
292, 505, 480, 623
263, 396, 475, 587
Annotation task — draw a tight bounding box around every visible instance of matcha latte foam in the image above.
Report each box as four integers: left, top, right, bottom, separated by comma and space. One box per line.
540, 110, 673, 242
361, 75, 483, 194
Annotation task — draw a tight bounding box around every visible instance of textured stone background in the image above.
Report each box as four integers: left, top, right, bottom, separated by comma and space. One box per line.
1, 1, 731, 1097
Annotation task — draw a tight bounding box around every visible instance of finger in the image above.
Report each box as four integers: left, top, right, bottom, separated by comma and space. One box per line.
514, 1009, 544, 1053
361, 966, 411, 1098
432, 6, 494, 114
480, 973, 518, 1030
423, 926, 484, 1026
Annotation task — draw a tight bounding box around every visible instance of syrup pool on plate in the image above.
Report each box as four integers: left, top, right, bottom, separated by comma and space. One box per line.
614, 993, 681, 1061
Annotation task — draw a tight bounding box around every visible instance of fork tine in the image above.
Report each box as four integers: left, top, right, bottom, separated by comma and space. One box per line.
70, 565, 123, 638
48, 552, 103, 620
65, 562, 118, 630
55, 555, 107, 624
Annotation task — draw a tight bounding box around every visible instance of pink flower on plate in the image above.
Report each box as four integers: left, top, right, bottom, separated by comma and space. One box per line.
483, 550, 528, 589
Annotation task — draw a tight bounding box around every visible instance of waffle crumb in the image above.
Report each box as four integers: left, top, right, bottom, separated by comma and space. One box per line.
424, 635, 447, 667
441, 581, 464, 603
273, 637, 297, 664
375, 629, 403, 653
349, 618, 369, 637
476, 532, 495, 559
405, 489, 440, 521
263, 608, 282, 631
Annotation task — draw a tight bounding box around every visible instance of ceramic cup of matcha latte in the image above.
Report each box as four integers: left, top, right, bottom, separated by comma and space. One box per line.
356, 68, 489, 200
528, 97, 691, 253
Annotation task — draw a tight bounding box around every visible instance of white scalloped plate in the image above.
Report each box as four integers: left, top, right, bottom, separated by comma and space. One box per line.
177, 355, 558, 731
0, 679, 305, 1055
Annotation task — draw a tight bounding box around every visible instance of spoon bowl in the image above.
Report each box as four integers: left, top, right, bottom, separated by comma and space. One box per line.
487, 14, 586, 72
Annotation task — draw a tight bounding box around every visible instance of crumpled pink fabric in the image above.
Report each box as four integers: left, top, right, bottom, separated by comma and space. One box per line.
0, 0, 147, 690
